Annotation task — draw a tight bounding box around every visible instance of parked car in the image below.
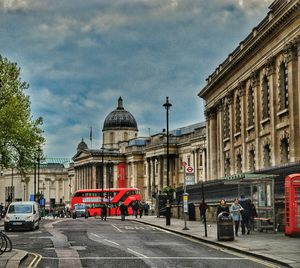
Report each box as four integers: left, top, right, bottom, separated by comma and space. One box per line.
72, 204, 89, 219
4, 201, 40, 231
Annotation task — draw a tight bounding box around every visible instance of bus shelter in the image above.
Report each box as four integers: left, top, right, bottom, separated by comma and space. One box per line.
223, 173, 277, 231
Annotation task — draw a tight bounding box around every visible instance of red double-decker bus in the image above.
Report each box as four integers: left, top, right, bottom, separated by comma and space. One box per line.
70, 188, 141, 217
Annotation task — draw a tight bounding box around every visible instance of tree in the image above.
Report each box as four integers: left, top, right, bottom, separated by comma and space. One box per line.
0, 55, 44, 174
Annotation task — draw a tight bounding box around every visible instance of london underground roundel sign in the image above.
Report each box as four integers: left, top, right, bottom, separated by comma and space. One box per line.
186, 166, 194, 173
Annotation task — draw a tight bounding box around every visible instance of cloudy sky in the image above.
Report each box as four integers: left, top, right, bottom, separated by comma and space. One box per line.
0, 0, 273, 159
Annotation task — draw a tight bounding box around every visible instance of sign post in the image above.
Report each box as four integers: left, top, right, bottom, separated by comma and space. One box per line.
183, 164, 192, 230
183, 193, 189, 230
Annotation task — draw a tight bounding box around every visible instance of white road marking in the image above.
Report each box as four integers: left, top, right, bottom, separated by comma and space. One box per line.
111, 224, 123, 232
42, 256, 248, 260
90, 233, 100, 238
127, 248, 148, 259
104, 239, 120, 246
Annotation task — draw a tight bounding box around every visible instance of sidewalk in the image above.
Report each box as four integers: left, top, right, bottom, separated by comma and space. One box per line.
0, 221, 28, 268
123, 216, 300, 268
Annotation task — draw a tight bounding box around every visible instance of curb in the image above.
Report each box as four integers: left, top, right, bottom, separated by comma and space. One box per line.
131, 219, 293, 268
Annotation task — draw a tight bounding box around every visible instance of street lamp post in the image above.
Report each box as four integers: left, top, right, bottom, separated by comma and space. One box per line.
37, 148, 42, 194
10, 167, 14, 203
108, 160, 112, 216
163, 96, 172, 226
101, 147, 104, 200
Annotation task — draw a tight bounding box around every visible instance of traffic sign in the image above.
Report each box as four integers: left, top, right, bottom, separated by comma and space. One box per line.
186, 166, 194, 173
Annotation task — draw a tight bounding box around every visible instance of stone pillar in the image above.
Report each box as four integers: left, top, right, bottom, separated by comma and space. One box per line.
205, 107, 218, 180
151, 158, 156, 194
92, 164, 96, 189
158, 156, 163, 191
147, 159, 151, 198
251, 70, 260, 169
239, 82, 246, 173
266, 57, 277, 166
285, 42, 300, 161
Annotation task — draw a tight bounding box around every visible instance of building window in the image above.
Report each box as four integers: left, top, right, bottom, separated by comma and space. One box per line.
224, 103, 230, 139
263, 144, 271, 168
281, 138, 289, 164
236, 154, 242, 174
124, 132, 128, 140
247, 86, 254, 127
249, 149, 255, 172
224, 154, 230, 176
262, 75, 270, 119
156, 161, 158, 174
279, 62, 288, 111
235, 95, 241, 133
199, 153, 203, 167
187, 156, 190, 166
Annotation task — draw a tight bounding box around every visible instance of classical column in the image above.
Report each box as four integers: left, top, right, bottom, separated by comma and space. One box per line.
251, 70, 260, 170
266, 57, 277, 166
239, 82, 246, 173
205, 107, 218, 180
151, 157, 156, 194
285, 42, 300, 161
92, 164, 96, 189
158, 156, 163, 191
147, 159, 151, 199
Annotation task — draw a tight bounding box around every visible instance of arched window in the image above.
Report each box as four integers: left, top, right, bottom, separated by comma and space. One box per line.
262, 75, 269, 119
281, 138, 289, 163
249, 149, 255, 172
224, 103, 230, 139
224, 153, 230, 176
263, 144, 271, 167
279, 62, 288, 110
235, 95, 241, 133
248, 86, 254, 126
236, 154, 242, 174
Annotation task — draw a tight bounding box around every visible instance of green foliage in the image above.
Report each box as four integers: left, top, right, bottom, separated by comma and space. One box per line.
162, 186, 176, 195
0, 55, 45, 174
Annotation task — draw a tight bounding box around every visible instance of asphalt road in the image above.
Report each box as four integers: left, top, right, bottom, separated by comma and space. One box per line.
6, 218, 278, 268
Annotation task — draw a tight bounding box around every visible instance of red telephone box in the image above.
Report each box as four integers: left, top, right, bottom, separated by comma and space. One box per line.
284, 174, 300, 236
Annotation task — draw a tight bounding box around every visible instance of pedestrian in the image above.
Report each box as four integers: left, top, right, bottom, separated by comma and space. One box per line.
216, 199, 229, 218
249, 199, 258, 231
119, 202, 127, 221
239, 195, 252, 235
0, 203, 3, 220
101, 203, 107, 221
144, 203, 150, 216
132, 201, 139, 218
199, 202, 208, 223
138, 201, 144, 218
230, 198, 244, 236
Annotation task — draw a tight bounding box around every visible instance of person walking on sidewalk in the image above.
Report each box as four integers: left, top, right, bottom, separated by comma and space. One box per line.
132, 201, 139, 218
138, 201, 144, 218
119, 202, 127, 221
216, 199, 229, 218
230, 198, 244, 236
101, 203, 107, 221
239, 195, 252, 235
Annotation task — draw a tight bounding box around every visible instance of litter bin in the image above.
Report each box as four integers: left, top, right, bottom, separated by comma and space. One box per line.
188, 203, 196, 221
217, 212, 234, 241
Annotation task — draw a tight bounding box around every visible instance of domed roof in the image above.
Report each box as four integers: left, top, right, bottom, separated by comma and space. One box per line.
77, 138, 88, 152
103, 97, 138, 131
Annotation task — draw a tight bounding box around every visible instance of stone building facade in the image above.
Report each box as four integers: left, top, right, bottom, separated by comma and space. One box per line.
72, 98, 207, 202
0, 159, 70, 208
198, 0, 300, 180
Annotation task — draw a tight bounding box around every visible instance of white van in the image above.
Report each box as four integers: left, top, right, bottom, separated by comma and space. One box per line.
4, 201, 40, 231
